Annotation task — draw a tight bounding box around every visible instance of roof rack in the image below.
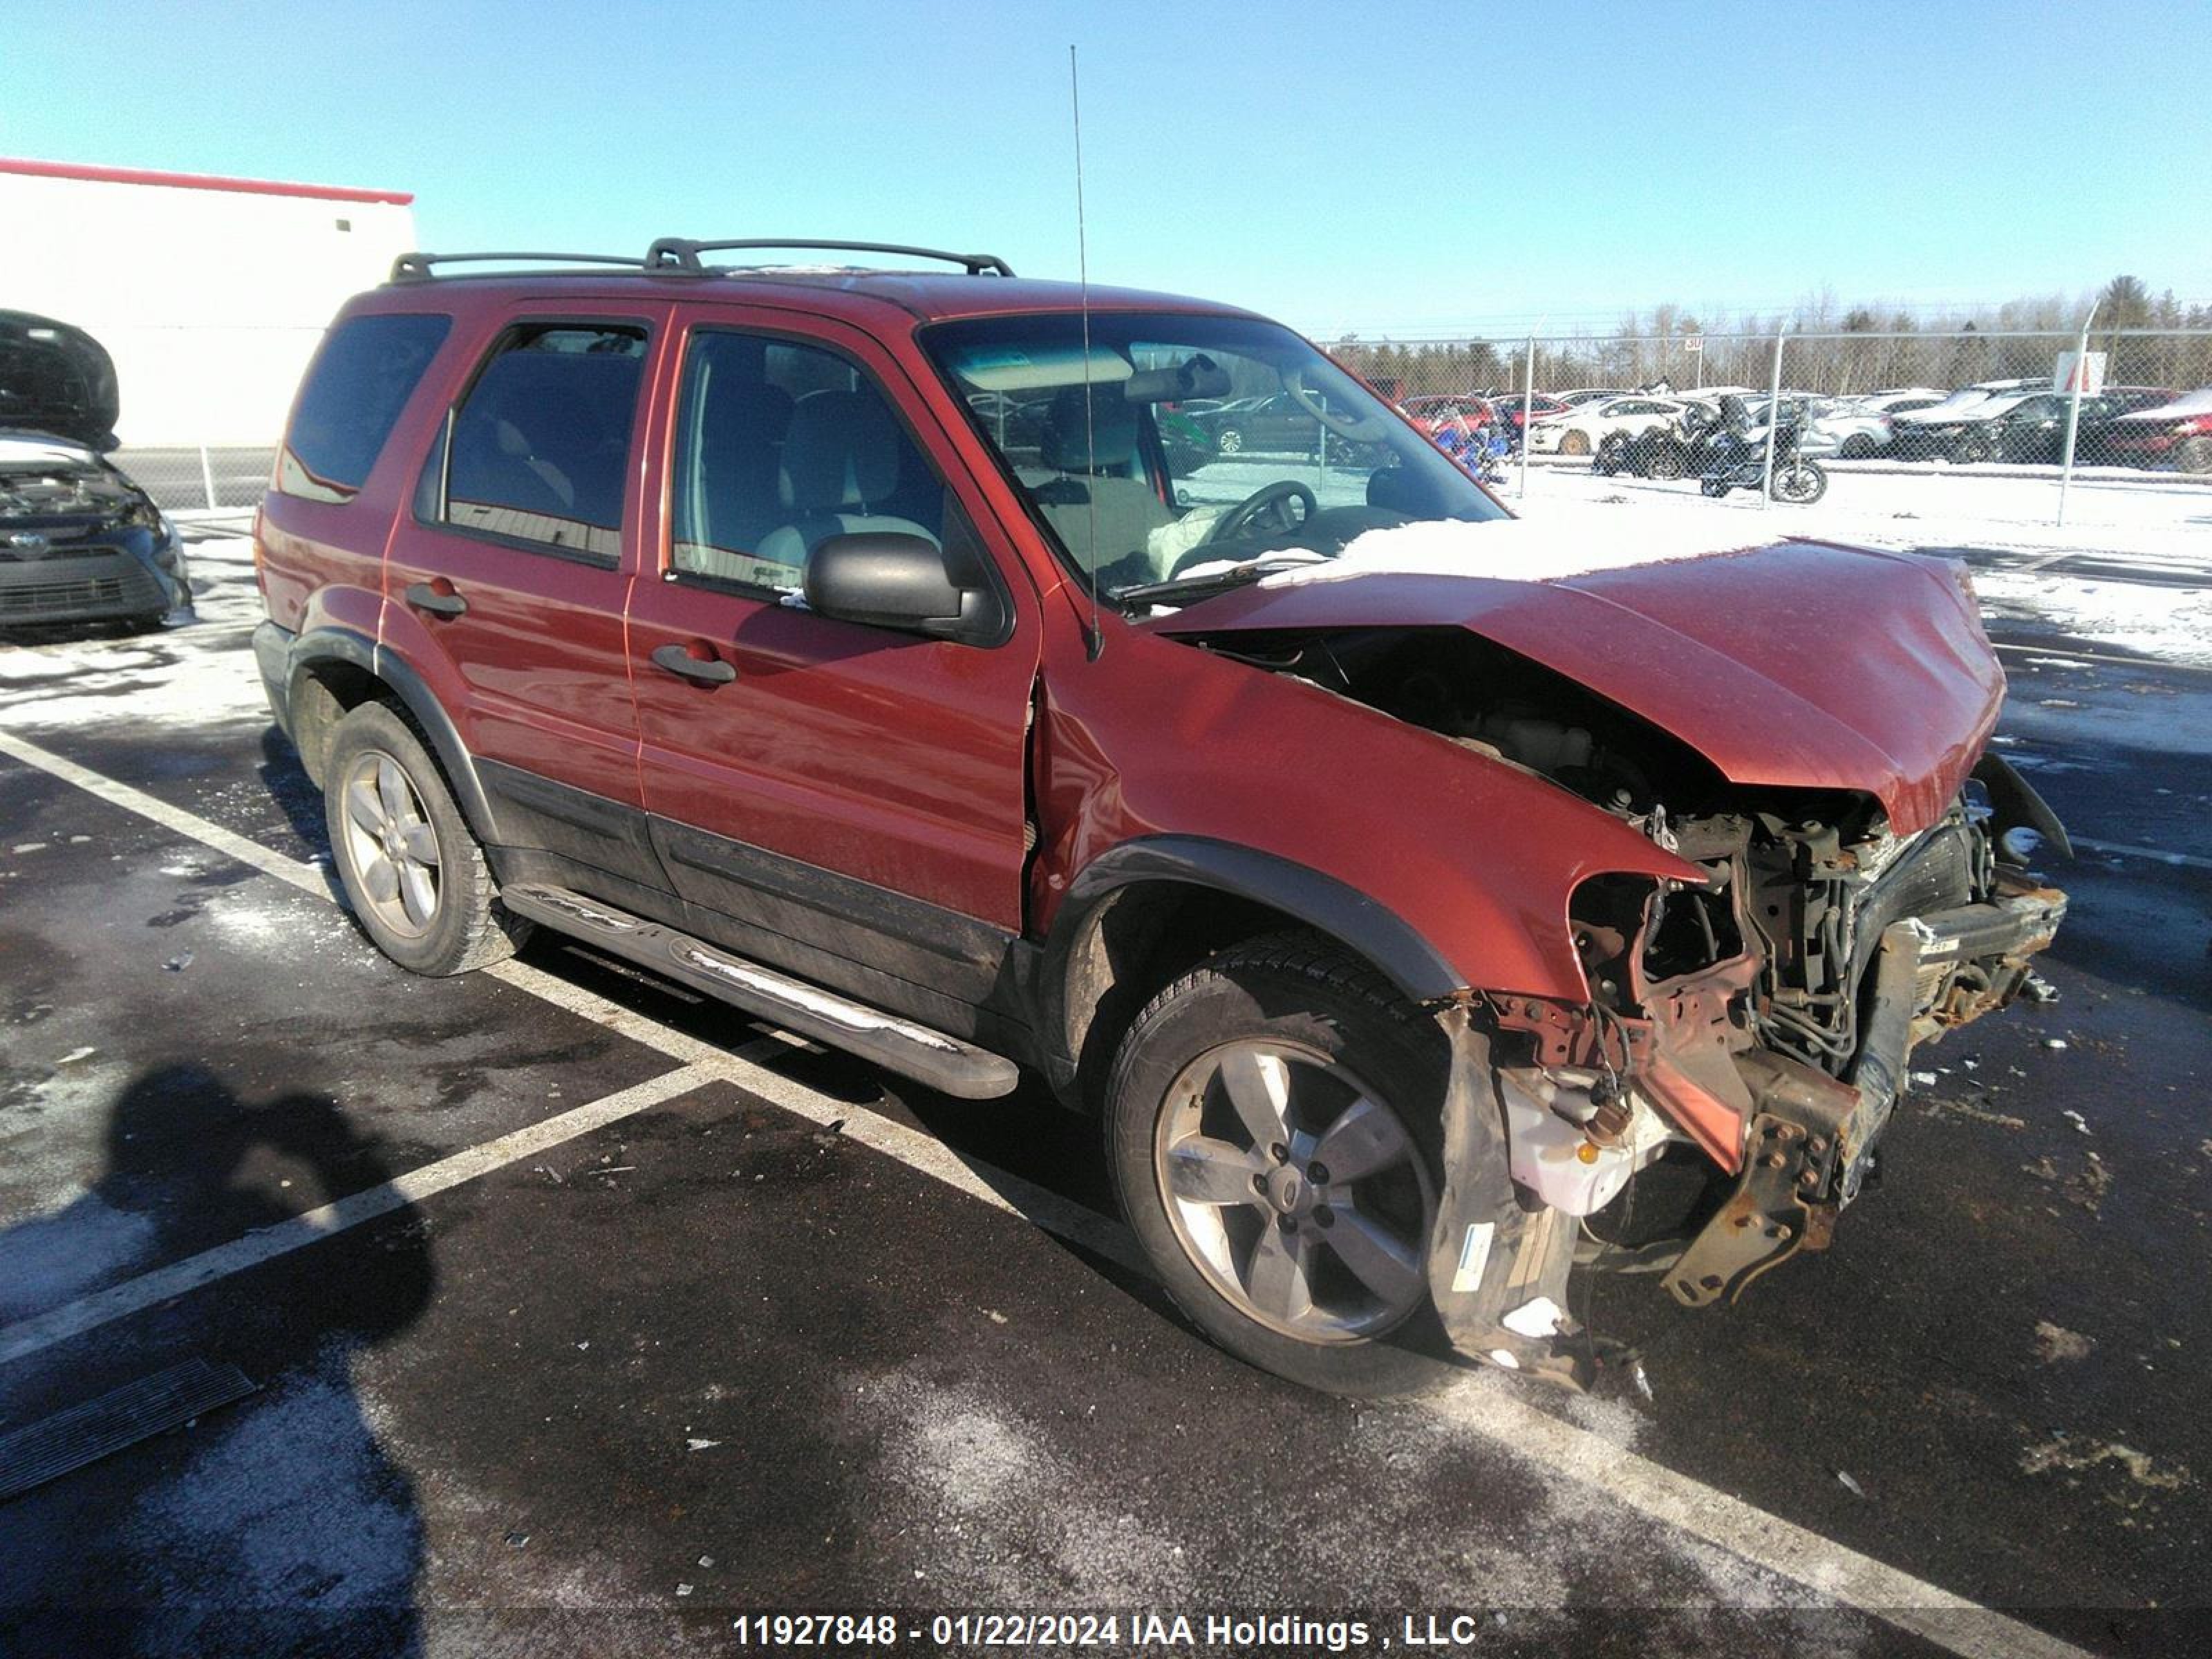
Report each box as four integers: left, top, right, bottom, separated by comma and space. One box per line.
388, 250, 644, 282
645, 238, 1015, 277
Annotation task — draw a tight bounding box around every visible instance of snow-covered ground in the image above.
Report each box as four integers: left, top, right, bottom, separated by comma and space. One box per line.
1503, 461, 2212, 565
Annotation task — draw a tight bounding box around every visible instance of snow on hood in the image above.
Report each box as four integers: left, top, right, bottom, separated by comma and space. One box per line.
1256, 516, 1770, 590
2117, 387, 2212, 423
1894, 391, 2030, 424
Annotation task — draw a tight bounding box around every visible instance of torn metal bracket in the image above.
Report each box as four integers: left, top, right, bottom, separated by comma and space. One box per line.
1666, 1112, 1839, 1308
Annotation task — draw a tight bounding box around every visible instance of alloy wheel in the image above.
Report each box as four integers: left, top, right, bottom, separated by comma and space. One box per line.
339, 749, 444, 939
1153, 1040, 1436, 1343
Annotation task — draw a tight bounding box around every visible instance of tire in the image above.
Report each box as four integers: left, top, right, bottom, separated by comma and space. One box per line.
1558, 430, 1591, 456
1772, 460, 1828, 505
1839, 434, 1877, 460
1953, 430, 1994, 465
1217, 428, 1244, 455
323, 700, 527, 976
1646, 438, 1688, 480
2177, 436, 2212, 474
1105, 932, 1459, 1397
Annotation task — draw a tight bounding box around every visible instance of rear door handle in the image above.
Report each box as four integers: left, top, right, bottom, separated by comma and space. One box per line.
650, 641, 736, 686
404, 581, 468, 619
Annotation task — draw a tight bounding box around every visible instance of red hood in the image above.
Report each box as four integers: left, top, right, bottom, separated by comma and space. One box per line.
1148, 540, 2003, 836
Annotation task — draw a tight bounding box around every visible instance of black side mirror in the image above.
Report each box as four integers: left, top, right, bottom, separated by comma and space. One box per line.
803, 532, 1004, 644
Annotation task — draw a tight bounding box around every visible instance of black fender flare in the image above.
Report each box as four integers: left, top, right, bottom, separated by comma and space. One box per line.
1037, 834, 1468, 1089
283, 626, 505, 843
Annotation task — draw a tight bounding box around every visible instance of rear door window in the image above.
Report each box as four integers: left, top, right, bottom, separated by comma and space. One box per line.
280, 312, 451, 503
434, 322, 648, 562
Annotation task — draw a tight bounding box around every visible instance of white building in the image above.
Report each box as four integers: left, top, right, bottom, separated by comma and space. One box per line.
0, 157, 417, 447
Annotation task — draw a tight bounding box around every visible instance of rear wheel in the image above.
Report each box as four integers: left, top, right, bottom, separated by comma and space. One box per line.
323, 701, 527, 976
1105, 935, 1456, 1396
1558, 429, 1591, 456
2177, 435, 2212, 474
1217, 428, 1244, 455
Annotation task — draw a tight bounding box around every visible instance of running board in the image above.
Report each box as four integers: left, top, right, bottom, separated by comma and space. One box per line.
500, 883, 1021, 1100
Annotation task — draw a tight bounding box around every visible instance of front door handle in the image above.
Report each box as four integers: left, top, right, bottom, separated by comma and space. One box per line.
650, 641, 736, 686
404, 581, 468, 619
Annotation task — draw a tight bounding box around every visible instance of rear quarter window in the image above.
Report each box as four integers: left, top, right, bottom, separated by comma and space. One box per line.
280, 313, 451, 503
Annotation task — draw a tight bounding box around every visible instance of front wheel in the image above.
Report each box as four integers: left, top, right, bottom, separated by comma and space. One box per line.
1217, 428, 1244, 455
1105, 935, 1457, 1397
1771, 459, 1828, 504
323, 701, 528, 976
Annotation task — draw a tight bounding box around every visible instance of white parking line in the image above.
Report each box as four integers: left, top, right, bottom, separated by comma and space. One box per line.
0, 728, 2099, 1659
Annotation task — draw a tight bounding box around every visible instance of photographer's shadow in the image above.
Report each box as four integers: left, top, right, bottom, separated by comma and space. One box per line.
0, 1065, 434, 1656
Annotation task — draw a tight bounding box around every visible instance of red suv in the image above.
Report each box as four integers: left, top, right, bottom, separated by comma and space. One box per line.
254, 238, 2069, 1394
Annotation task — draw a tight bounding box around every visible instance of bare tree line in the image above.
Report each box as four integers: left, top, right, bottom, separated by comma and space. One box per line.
1329, 276, 2212, 398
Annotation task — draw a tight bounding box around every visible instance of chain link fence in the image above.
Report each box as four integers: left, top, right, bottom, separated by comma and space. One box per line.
106, 446, 276, 515
1327, 327, 2212, 523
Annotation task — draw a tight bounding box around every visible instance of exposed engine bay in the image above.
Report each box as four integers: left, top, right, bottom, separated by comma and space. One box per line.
0, 451, 153, 523
1182, 624, 2069, 1315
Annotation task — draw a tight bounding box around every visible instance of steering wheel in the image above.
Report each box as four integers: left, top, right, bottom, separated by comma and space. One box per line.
1282, 364, 1391, 442
1167, 480, 1318, 577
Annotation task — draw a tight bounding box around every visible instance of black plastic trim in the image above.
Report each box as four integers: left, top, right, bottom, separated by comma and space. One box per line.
651, 816, 1013, 971
280, 626, 505, 843
476, 758, 671, 894
1056, 836, 1465, 1006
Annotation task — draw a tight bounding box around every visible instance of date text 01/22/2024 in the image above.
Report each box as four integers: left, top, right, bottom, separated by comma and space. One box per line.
728, 1612, 1520, 1649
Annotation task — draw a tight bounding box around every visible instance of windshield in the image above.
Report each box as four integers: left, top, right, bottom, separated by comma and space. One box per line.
922, 312, 1508, 603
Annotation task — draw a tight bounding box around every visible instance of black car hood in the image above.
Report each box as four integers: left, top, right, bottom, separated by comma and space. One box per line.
0, 310, 120, 453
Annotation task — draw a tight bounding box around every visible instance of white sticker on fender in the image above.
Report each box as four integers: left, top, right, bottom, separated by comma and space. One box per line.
1452, 1221, 1496, 1293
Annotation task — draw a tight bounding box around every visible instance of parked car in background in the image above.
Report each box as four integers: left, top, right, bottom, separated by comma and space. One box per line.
1553, 387, 1636, 406
1527, 394, 1696, 456
2103, 388, 2212, 472
1743, 395, 1892, 459
1190, 393, 1338, 456
1988, 386, 2177, 466
1888, 388, 2043, 461
1850, 387, 1949, 413
1399, 393, 1499, 437
1, 310, 190, 631
1486, 391, 1571, 431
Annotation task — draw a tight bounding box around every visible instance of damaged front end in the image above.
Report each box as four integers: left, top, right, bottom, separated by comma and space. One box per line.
1428, 759, 2068, 1381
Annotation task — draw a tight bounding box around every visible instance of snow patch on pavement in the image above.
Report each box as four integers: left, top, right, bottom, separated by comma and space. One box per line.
1973, 569, 2212, 667
0, 537, 269, 731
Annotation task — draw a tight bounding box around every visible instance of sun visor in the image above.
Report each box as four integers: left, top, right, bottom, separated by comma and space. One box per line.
943, 341, 1132, 393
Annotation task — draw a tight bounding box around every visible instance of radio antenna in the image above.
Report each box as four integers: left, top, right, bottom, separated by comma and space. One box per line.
1070, 43, 1104, 660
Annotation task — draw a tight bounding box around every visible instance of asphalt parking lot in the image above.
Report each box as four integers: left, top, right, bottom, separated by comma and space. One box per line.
2, 532, 2209, 1657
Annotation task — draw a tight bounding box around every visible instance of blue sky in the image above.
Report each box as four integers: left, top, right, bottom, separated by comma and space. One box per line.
8, 0, 2209, 335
